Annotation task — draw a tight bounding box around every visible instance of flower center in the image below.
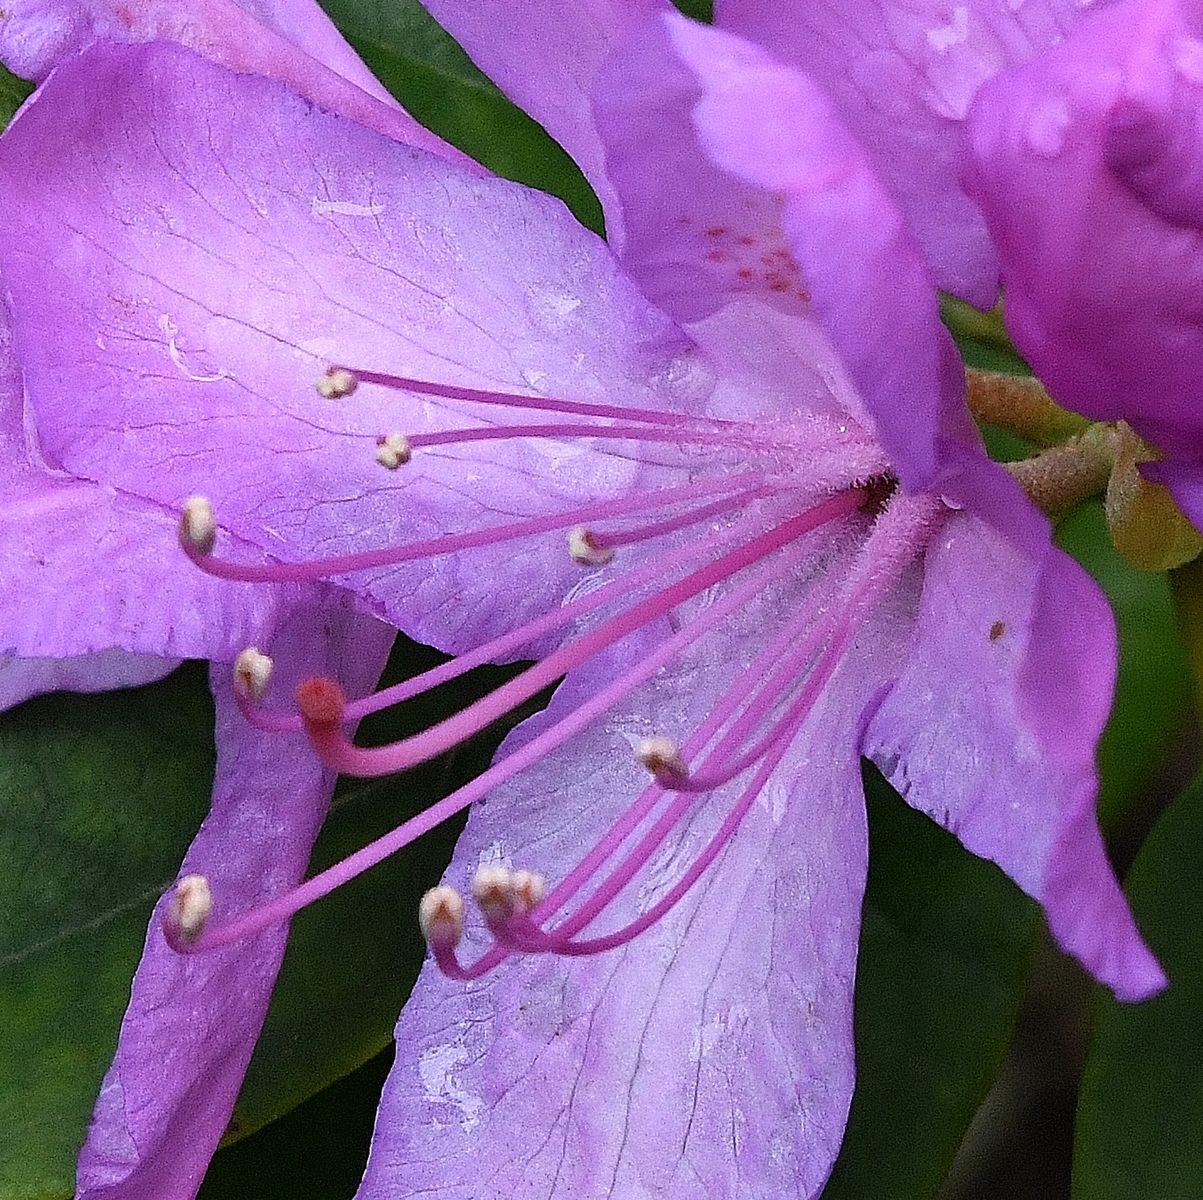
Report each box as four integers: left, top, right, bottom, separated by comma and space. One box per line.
166, 366, 942, 978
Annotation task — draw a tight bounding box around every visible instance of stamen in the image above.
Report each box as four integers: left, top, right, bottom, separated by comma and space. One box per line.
175, 492, 856, 955
403, 421, 768, 454
236, 502, 761, 736
635, 736, 689, 785
181, 474, 773, 584
418, 885, 464, 949
567, 526, 615, 566
163, 874, 212, 950
449, 492, 945, 970
297, 498, 862, 779
374, 433, 412, 469
339, 367, 711, 428
179, 495, 216, 556
316, 366, 359, 399
233, 647, 273, 703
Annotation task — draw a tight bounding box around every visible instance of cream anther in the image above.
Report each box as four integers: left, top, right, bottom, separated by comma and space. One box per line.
472, 865, 517, 924
418, 886, 465, 947
375, 433, 412, 469
234, 647, 274, 702
636, 736, 689, 783
568, 526, 615, 566
511, 869, 547, 912
165, 874, 212, 948
180, 495, 216, 556
316, 366, 359, 399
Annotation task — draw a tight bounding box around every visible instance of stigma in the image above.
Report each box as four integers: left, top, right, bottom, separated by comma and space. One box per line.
166, 362, 940, 976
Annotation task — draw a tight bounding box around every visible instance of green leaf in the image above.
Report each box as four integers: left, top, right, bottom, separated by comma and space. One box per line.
1073, 777, 1203, 1200
0, 665, 215, 1200
317, 0, 603, 232
1057, 501, 1193, 830
821, 765, 1037, 1200
201, 1051, 393, 1200
0, 65, 32, 132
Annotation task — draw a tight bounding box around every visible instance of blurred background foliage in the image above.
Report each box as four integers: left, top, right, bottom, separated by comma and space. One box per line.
0, 2, 1198, 1198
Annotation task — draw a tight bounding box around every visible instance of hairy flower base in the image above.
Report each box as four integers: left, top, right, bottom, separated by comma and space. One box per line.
167, 366, 943, 978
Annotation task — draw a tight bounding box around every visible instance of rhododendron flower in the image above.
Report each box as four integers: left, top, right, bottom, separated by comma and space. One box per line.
0, 11, 1163, 1200
963, 0, 1203, 526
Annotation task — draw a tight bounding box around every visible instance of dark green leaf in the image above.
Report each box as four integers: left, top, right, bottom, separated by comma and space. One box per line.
821, 765, 1037, 1200
1073, 776, 1203, 1200
0, 665, 215, 1200
0, 65, 32, 131
201, 1051, 393, 1200
318, 0, 603, 231
1057, 502, 1193, 830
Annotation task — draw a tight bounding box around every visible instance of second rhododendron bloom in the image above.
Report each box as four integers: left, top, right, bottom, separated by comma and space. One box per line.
0, 18, 1163, 1200
964, 0, 1203, 523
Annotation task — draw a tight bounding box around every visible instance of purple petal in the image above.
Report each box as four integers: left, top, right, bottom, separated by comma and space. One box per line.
0, 42, 707, 656
0, 652, 178, 712
0, 0, 462, 161
76, 596, 392, 1200
0, 303, 301, 670
717, 0, 1088, 305
964, 0, 1203, 456
421, 0, 664, 233
865, 512, 1166, 1000
357, 582, 909, 1200
650, 14, 977, 491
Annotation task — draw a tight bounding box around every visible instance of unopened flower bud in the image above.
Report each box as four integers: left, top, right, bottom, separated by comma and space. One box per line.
316, 366, 358, 398
164, 874, 212, 949
636, 736, 689, 783
375, 433, 412, 469
568, 526, 615, 566
234, 647, 273, 702
179, 495, 216, 556
419, 885, 465, 948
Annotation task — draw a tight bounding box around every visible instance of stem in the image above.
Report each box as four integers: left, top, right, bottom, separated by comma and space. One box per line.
967, 369, 1090, 448
1006, 424, 1117, 515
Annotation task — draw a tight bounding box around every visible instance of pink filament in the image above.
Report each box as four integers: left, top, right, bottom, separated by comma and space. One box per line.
184, 473, 772, 584
303, 495, 863, 777
184, 491, 861, 954
406, 421, 770, 453
343, 368, 714, 428
236, 486, 771, 735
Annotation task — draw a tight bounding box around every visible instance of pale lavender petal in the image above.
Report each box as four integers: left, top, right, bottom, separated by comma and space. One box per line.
592, 16, 874, 433
0, 42, 707, 657
865, 513, 1165, 1000
653, 14, 978, 491
716, 0, 1091, 305
76, 596, 393, 1200
0, 0, 463, 161
0, 296, 294, 674
0, 652, 178, 712
358, 576, 908, 1200
964, 0, 1203, 456
422, 0, 664, 233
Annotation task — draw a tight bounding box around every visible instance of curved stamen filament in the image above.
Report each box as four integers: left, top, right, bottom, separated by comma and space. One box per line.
301, 495, 864, 777
442, 492, 944, 973
237, 499, 767, 734
183, 474, 774, 584
428, 570, 845, 978
586, 486, 775, 555
179, 494, 860, 954
338, 367, 727, 429
404, 421, 773, 454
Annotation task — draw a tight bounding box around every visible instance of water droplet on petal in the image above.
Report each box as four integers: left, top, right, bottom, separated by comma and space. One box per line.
1026, 97, 1072, 158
